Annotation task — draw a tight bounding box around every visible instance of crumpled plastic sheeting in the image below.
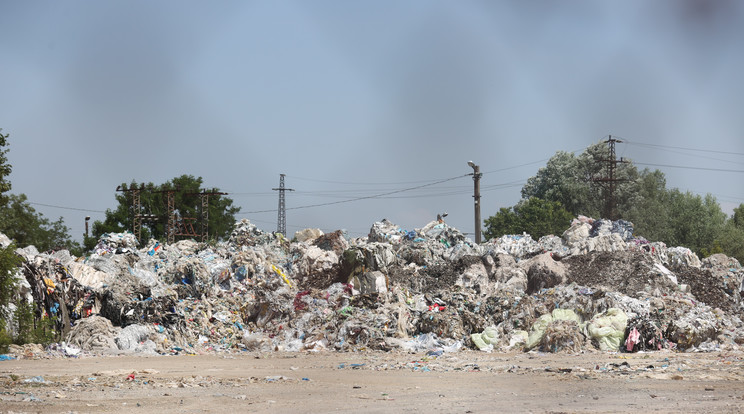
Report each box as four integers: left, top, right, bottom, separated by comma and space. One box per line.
525, 309, 581, 350
68, 262, 111, 291
6, 213, 744, 357
665, 305, 721, 349
368, 219, 408, 244
293, 244, 340, 288
666, 246, 702, 269
538, 235, 570, 257
388, 333, 462, 353
590, 219, 634, 241
115, 324, 156, 353
229, 219, 277, 246
94, 232, 138, 254
585, 308, 628, 351
471, 326, 499, 351
624, 317, 666, 352
294, 228, 324, 243
488, 234, 541, 259
65, 315, 119, 352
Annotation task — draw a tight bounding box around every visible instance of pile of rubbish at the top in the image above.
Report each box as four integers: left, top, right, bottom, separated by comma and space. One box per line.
2, 214, 743, 358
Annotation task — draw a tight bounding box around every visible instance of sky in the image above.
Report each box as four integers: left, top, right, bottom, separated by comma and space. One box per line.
1, 0, 743, 242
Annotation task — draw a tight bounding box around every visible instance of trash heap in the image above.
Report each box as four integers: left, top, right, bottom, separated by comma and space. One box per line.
3, 215, 744, 357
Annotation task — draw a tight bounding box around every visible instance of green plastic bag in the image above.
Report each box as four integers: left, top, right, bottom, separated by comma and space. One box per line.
586, 308, 628, 351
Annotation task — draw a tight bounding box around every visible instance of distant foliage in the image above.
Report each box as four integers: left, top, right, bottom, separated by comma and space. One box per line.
710, 205, 744, 264
484, 197, 573, 240
0, 243, 23, 318
0, 243, 24, 350
492, 142, 742, 262
0, 129, 12, 204
93, 175, 240, 243
0, 194, 81, 253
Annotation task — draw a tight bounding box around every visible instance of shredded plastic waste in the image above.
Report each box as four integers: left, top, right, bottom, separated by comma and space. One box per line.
1, 215, 742, 357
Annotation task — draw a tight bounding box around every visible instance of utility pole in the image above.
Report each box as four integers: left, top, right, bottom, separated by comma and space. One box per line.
195, 189, 227, 242
468, 161, 482, 244
593, 135, 628, 220
272, 174, 294, 236
165, 190, 175, 244
116, 184, 144, 241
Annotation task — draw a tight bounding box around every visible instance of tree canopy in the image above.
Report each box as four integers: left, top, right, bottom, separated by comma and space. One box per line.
0, 129, 12, 206
521, 142, 641, 219
484, 197, 573, 241
92, 175, 240, 244
0, 194, 80, 253
488, 141, 744, 263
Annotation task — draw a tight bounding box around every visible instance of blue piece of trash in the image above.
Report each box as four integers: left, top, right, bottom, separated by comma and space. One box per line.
0, 354, 16, 361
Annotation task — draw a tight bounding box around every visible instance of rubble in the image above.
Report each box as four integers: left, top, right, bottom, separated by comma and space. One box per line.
2, 215, 743, 359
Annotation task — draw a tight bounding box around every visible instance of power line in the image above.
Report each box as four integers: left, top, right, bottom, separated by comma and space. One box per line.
634, 162, 744, 173
622, 141, 743, 166
622, 139, 744, 156
238, 173, 470, 215
285, 175, 451, 186
482, 158, 550, 174
29, 202, 106, 213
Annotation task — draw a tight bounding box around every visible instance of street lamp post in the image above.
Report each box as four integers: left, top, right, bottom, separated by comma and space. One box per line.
468, 161, 482, 244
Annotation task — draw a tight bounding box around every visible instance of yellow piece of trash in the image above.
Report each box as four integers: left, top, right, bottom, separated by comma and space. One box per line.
43, 278, 56, 293
272, 265, 293, 288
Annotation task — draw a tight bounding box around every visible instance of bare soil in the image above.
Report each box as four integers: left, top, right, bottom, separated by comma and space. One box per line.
2, 350, 743, 413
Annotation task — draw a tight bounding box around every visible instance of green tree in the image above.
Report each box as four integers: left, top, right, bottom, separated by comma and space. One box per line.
733, 204, 744, 229
0, 243, 24, 344
521, 141, 643, 219
623, 169, 668, 243
92, 175, 240, 243
509, 142, 736, 258
0, 194, 81, 253
484, 197, 574, 240
0, 129, 12, 207
710, 209, 744, 263
662, 191, 726, 255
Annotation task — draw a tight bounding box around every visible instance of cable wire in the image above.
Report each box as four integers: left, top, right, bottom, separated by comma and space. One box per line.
622, 139, 744, 156
238, 173, 471, 215
29, 202, 106, 213
634, 162, 744, 173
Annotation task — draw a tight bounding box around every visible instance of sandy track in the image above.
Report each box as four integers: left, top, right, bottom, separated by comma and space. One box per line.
1, 350, 743, 413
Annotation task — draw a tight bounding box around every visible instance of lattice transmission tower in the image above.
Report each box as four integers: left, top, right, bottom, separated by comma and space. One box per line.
593, 136, 628, 220
272, 174, 294, 236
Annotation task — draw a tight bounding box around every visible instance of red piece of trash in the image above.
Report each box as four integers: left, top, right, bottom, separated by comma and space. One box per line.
126, 373, 135, 381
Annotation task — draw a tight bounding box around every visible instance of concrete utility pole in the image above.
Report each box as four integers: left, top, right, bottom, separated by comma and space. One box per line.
272, 174, 294, 236
468, 161, 482, 244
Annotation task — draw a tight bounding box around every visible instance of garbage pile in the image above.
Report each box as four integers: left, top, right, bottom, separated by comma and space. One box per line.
2, 215, 744, 357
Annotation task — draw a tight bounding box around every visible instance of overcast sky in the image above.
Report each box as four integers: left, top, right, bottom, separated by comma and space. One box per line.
1, 0, 743, 242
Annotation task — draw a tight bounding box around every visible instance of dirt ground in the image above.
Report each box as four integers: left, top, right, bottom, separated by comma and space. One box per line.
1, 350, 743, 413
